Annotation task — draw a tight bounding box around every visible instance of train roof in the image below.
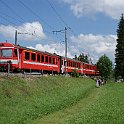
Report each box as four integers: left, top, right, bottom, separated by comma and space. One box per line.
0, 42, 95, 65
0, 42, 60, 57
18, 45, 60, 57
0, 42, 15, 47
61, 56, 95, 65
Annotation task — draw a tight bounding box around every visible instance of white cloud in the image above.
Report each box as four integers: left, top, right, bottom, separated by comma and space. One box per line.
0, 21, 46, 41
27, 33, 116, 63
60, 0, 124, 19
71, 33, 116, 62
28, 43, 74, 59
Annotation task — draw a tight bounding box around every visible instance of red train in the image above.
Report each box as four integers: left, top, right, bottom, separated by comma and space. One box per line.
0, 42, 99, 75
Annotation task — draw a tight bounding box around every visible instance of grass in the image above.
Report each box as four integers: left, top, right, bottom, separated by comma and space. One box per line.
0, 75, 95, 124
0, 75, 124, 124
61, 83, 124, 124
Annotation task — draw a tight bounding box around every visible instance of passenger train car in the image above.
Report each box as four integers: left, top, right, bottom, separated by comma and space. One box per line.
0, 42, 99, 75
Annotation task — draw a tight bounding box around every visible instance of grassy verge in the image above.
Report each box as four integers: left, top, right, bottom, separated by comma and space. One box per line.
0, 75, 95, 124
30, 82, 124, 124
61, 83, 124, 124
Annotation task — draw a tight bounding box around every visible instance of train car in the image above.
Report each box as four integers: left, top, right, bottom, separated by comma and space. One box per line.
0, 41, 99, 76
82, 62, 98, 76
0, 42, 60, 73
61, 57, 99, 76
61, 57, 82, 74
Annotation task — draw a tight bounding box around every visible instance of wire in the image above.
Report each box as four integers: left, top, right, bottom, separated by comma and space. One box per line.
0, 15, 17, 26
17, 0, 65, 43
0, 0, 24, 22
0, 0, 42, 38
17, 0, 54, 30
46, 0, 68, 27
0, 12, 23, 24
0, 0, 67, 49
46, 0, 78, 38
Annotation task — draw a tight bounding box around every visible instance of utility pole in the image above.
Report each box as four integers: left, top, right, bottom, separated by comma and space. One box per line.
53, 27, 69, 75
64, 27, 67, 75
14, 30, 34, 45
15, 30, 18, 45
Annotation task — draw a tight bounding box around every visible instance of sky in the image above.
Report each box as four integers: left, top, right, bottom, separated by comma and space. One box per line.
0, 0, 123, 64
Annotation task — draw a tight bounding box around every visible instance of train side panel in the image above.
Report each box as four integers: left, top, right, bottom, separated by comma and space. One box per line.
19, 49, 60, 73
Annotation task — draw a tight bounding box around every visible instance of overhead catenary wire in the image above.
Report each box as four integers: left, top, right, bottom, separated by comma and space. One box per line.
17, 0, 65, 43
0, 14, 18, 26
46, 0, 78, 37
17, 0, 54, 31
0, 10, 63, 47
46, 0, 68, 27
0, 0, 43, 38
0, 0, 24, 22
0, 12, 23, 24
0, 0, 69, 54
16, 0, 64, 42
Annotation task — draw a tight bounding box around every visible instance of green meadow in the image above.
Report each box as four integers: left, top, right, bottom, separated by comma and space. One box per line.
0, 75, 124, 124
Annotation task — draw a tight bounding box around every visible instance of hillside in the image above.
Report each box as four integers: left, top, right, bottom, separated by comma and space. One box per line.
0, 75, 124, 124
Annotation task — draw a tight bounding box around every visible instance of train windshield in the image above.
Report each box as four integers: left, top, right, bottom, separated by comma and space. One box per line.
0, 49, 12, 57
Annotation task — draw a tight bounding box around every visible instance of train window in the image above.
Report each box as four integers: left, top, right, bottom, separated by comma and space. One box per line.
75, 63, 77, 68
0, 50, 1, 57
62, 60, 63, 65
74, 62, 76, 67
25, 52, 30, 60
56, 59, 58, 65
67, 61, 68, 66
41, 55, 44, 62
31, 53, 36, 61
14, 49, 17, 57
52, 58, 55, 64
1, 49, 12, 57
64, 60, 66, 66
45, 56, 48, 63
37, 54, 40, 62
68, 61, 70, 66
49, 57, 51, 63
70, 62, 72, 67
77, 63, 79, 68
73, 62, 74, 67
79, 64, 81, 68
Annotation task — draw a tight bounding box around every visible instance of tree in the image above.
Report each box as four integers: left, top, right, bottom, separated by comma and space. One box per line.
74, 55, 78, 60
115, 14, 124, 80
97, 54, 113, 80
74, 53, 89, 63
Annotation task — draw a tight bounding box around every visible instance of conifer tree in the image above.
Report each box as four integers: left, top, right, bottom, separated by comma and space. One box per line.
115, 14, 124, 80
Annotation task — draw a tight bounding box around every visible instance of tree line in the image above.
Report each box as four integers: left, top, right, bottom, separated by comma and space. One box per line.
73, 53, 89, 63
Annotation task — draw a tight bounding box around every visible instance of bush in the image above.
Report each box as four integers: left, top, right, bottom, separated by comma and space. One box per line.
71, 69, 79, 78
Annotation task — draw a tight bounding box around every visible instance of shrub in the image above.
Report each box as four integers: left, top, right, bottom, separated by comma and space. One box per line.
71, 69, 79, 78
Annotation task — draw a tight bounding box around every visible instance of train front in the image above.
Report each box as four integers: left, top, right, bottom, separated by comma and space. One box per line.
0, 42, 19, 72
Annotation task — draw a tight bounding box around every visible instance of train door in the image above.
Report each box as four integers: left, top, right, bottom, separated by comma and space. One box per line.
59, 56, 62, 73
18, 49, 23, 69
